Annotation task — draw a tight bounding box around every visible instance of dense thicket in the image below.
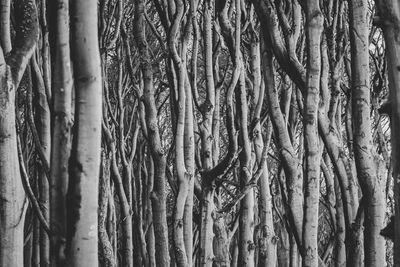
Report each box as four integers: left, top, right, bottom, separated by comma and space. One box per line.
0, 0, 399, 266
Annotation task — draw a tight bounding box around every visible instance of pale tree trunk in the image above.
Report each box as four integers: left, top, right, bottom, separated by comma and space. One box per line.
0, 0, 38, 265
103, 124, 133, 267
112, 45, 135, 267
66, 0, 102, 265
231, 235, 239, 267
212, 212, 230, 267
168, 1, 191, 266
145, 151, 156, 267
134, 1, 170, 264
170, 1, 195, 265
277, 223, 290, 267
303, 1, 323, 266
320, 36, 347, 267
143, 68, 170, 267
199, 0, 216, 265
253, 2, 359, 260
290, 235, 300, 267
0, 0, 11, 53
251, 21, 278, 267
183, 59, 195, 267
256, 130, 276, 267
185, 4, 199, 264
261, 39, 303, 253
173, 37, 188, 267
99, 153, 115, 267
374, 0, 400, 265
348, 1, 385, 266
49, 0, 72, 265
323, 154, 346, 267
251, 31, 276, 267
236, 0, 254, 264
238, 71, 255, 267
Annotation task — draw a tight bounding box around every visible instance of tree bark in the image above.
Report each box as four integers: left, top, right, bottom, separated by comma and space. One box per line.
31, 54, 51, 267
49, 0, 73, 265
199, 0, 217, 265
348, 1, 386, 266
134, 1, 170, 264
302, 2, 323, 266
0, 0, 38, 265
66, 0, 102, 265
374, 1, 400, 265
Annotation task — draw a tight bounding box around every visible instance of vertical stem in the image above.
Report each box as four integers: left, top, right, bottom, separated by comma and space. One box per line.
67, 0, 102, 265
349, 0, 385, 265
302, 1, 323, 266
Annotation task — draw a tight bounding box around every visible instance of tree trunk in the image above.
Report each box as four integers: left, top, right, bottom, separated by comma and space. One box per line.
261, 39, 303, 252
302, 2, 323, 266
31, 54, 51, 267
99, 154, 115, 267
66, 0, 102, 265
252, 36, 276, 267
238, 70, 255, 266
0, 0, 38, 265
199, 0, 216, 265
183, 64, 195, 267
49, 0, 72, 265
348, 1, 385, 265
374, 1, 400, 265
134, 4, 170, 262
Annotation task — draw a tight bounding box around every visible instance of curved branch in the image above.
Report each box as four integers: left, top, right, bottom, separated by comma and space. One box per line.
6, 0, 38, 88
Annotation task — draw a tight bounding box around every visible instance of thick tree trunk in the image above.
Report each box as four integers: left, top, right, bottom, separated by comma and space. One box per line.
0, 0, 38, 265
0, 70, 27, 266
67, 0, 102, 265
348, 1, 385, 266
374, 1, 400, 265
212, 213, 230, 267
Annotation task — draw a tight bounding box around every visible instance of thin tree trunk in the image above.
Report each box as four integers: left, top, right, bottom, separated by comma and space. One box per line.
183, 66, 195, 267
261, 39, 303, 253
31, 54, 51, 267
49, 0, 72, 265
238, 71, 255, 266
303, 2, 323, 266
199, 0, 216, 265
248, 24, 276, 266
134, 2, 170, 262
102, 122, 134, 267
33, 215, 41, 267
99, 153, 115, 267
0, 0, 11, 53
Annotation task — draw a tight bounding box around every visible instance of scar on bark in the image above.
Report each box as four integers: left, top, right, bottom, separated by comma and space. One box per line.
66, 158, 83, 249
380, 215, 394, 241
